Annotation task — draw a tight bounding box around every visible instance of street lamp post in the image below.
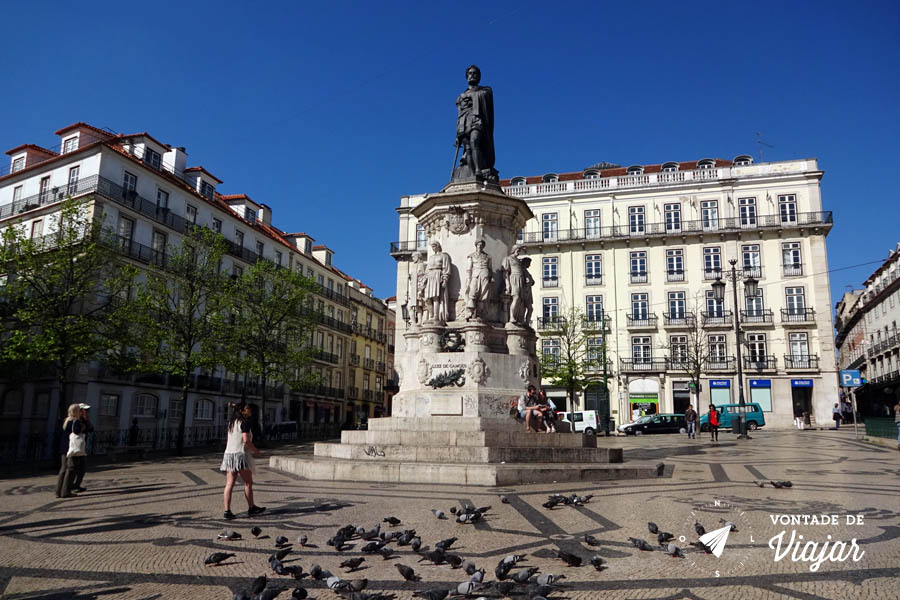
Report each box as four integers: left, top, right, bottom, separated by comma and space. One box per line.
711, 259, 758, 440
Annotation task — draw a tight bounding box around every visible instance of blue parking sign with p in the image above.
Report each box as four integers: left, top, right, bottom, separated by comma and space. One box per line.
840, 370, 862, 387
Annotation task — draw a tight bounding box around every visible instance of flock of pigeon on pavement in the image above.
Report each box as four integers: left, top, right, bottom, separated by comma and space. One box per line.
205, 482, 791, 600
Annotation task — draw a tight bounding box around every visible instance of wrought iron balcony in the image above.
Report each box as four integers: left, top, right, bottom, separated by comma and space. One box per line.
620, 358, 667, 373
542, 277, 559, 288
585, 275, 603, 286
665, 357, 692, 371
313, 350, 339, 365
666, 270, 685, 282
784, 355, 820, 370
630, 272, 648, 284
744, 355, 777, 370
783, 263, 803, 277
741, 309, 774, 325
626, 313, 658, 329
536, 317, 567, 331
663, 312, 696, 328
704, 269, 723, 281
706, 357, 736, 371
781, 308, 816, 325
701, 310, 733, 327
363, 358, 375, 370
582, 315, 609, 331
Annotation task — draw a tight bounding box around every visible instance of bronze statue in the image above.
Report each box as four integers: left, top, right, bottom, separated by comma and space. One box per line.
453, 65, 497, 182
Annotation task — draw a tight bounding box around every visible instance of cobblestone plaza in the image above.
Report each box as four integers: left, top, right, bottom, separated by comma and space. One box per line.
1, 430, 898, 599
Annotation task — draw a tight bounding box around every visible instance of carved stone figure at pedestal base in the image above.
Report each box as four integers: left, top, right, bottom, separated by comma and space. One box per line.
425, 241, 451, 324
406, 251, 427, 326
503, 245, 534, 326
465, 239, 493, 321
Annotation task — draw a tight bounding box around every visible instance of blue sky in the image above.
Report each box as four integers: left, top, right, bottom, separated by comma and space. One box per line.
2, 1, 898, 303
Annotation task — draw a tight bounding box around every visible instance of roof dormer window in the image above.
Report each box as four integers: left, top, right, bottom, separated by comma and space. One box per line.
144, 148, 161, 170
510, 176, 527, 186
626, 166, 644, 175
305, 239, 312, 254
199, 180, 215, 200
733, 155, 753, 166
697, 159, 715, 169
62, 137, 78, 154
11, 156, 24, 173
583, 170, 600, 180
542, 174, 558, 183
661, 162, 679, 172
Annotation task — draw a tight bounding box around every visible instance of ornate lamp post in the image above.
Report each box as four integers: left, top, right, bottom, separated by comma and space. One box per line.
711, 259, 758, 440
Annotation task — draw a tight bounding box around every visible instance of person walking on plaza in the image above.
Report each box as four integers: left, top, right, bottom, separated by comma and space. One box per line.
221, 402, 265, 520
832, 402, 843, 430
684, 404, 698, 440
706, 404, 720, 442
56, 403, 93, 498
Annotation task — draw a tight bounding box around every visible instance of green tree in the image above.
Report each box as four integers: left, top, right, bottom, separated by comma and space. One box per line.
663, 293, 711, 410
538, 307, 610, 429
130, 226, 230, 454
0, 197, 136, 418
222, 258, 320, 426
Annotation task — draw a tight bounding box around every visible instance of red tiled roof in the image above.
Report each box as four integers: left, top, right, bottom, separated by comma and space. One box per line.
184, 166, 223, 184
117, 131, 171, 152
54, 122, 115, 138
283, 232, 315, 240
5, 143, 58, 157
499, 158, 733, 186
312, 245, 332, 251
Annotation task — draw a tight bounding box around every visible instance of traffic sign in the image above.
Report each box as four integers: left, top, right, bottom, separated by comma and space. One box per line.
840, 369, 862, 387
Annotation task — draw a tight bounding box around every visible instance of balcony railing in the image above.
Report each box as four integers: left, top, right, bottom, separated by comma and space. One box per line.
542, 277, 559, 288
704, 269, 723, 281
666, 357, 692, 371
666, 270, 685, 282
626, 313, 658, 328
389, 240, 426, 256
868, 332, 900, 357
701, 310, 733, 327
781, 308, 816, 324
348, 386, 359, 399
620, 358, 667, 372
350, 354, 360, 367
783, 263, 803, 277
784, 355, 820, 370
363, 389, 374, 401
585, 275, 603, 286
707, 357, 736, 371
630, 272, 648, 284
537, 317, 567, 331
313, 350, 339, 365
663, 312, 696, 327
582, 315, 609, 331
376, 361, 386, 372
744, 355, 777, 370
363, 358, 375, 370
741, 309, 774, 324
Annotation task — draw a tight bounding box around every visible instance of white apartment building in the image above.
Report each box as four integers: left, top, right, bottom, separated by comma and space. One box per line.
392, 156, 837, 430
835, 243, 900, 417
0, 122, 392, 451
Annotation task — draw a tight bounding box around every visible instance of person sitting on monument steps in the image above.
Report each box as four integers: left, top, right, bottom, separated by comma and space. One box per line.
518, 384, 545, 432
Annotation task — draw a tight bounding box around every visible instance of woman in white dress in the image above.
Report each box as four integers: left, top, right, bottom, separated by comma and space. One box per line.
220, 402, 264, 520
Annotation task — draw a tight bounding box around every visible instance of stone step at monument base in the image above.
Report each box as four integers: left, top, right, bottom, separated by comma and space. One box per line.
367, 417, 521, 432
270, 454, 666, 486
315, 441, 620, 464
340, 429, 593, 448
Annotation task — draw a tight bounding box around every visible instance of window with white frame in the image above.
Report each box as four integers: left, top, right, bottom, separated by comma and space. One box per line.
587, 337, 605, 365
542, 213, 558, 240
782, 242, 802, 275
739, 197, 757, 227
779, 194, 798, 224
586, 295, 604, 323
585, 254, 602, 284
144, 147, 161, 169
200, 180, 215, 199
11, 156, 24, 172
246, 207, 257, 223
275, 250, 283, 266
670, 335, 688, 361
134, 393, 158, 417
747, 333, 767, 360
708, 334, 727, 361
666, 249, 683, 277
157, 188, 169, 209
169, 398, 184, 420
542, 297, 559, 322
12, 185, 22, 204
706, 289, 724, 317
542, 256, 558, 287
701, 200, 719, 230
256, 240, 264, 257
30, 219, 43, 239
630, 251, 647, 280
99, 393, 119, 417
235, 230, 244, 248
742, 244, 761, 277
664, 203, 681, 232
542, 338, 560, 363
39, 176, 51, 202
123, 171, 137, 193
789, 332, 809, 358
232, 264, 243, 278
745, 288, 765, 315
415, 224, 427, 249
304, 239, 312, 254
584, 209, 601, 238
151, 230, 167, 262
194, 398, 214, 420
631, 293, 648, 319
186, 204, 197, 224
632, 336, 651, 363
703, 246, 721, 277
668, 291, 686, 318
785, 286, 806, 314
67, 166, 80, 194
628, 206, 645, 235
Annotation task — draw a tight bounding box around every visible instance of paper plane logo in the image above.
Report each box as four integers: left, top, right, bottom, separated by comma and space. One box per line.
699, 525, 732, 558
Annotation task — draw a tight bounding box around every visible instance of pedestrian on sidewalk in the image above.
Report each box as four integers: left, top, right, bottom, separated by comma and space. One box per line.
220, 401, 265, 520
706, 404, 719, 442
55, 403, 93, 498
684, 404, 698, 439
894, 401, 900, 451
832, 403, 843, 430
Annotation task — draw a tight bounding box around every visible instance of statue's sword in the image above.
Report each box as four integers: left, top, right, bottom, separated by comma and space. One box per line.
451, 140, 461, 180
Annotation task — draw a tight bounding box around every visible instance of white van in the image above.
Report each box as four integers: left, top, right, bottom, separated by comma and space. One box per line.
556, 410, 599, 435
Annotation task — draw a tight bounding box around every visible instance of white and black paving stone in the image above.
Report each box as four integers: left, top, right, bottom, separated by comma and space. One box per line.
0, 429, 898, 599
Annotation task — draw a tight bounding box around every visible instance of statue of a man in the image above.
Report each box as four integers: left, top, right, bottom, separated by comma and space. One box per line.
520, 256, 535, 325
454, 65, 497, 182
425, 241, 451, 324
465, 239, 492, 321
503, 245, 532, 326
406, 250, 427, 325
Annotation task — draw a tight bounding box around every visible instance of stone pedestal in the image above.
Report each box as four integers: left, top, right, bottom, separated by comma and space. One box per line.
271, 183, 665, 485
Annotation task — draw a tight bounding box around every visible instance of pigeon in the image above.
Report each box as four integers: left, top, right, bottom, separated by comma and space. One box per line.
500, 495, 509, 504
584, 534, 602, 546
782, 481, 793, 488
251, 526, 263, 538
456, 512, 481, 524
461, 560, 477, 575
500, 554, 524, 566
556, 550, 582, 567
338, 525, 357, 539
536, 574, 564, 586
772, 480, 792, 489
275, 536, 290, 547
282, 565, 304, 579
755, 480, 767, 488
449, 506, 458, 514
291, 588, 307, 600
494, 564, 510, 581
665, 543, 686, 558
269, 557, 286, 575
419, 549, 447, 565
347, 578, 369, 592
446, 554, 463, 568
298, 535, 308, 546
204, 552, 235, 565
410, 537, 422, 552
361, 525, 381, 540
412, 589, 449, 600
397, 530, 417, 546
346, 594, 391, 600
542, 499, 560, 509
647, 522, 659, 534
361, 540, 386, 553
340, 557, 365, 572
657, 532, 675, 544
395, 563, 420, 582
511, 567, 539, 583
494, 582, 515, 596
251, 575, 268, 596
326, 576, 349, 591
378, 546, 394, 560
383, 516, 401, 526
690, 541, 713, 554
575, 494, 594, 505
274, 547, 292, 561
719, 519, 739, 532
257, 585, 287, 600
218, 530, 242, 540
308, 565, 323, 580
628, 537, 654, 552
455, 581, 477, 597
694, 522, 706, 537
475, 506, 491, 514
469, 568, 486, 583
435, 537, 458, 551
590, 555, 605, 571
432, 509, 447, 520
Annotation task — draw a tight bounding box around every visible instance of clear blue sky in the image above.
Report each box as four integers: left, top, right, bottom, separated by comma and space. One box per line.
3, 1, 898, 304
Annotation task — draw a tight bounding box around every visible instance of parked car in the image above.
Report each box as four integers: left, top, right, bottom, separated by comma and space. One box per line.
556, 410, 599, 436
617, 413, 687, 435
699, 403, 765, 431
